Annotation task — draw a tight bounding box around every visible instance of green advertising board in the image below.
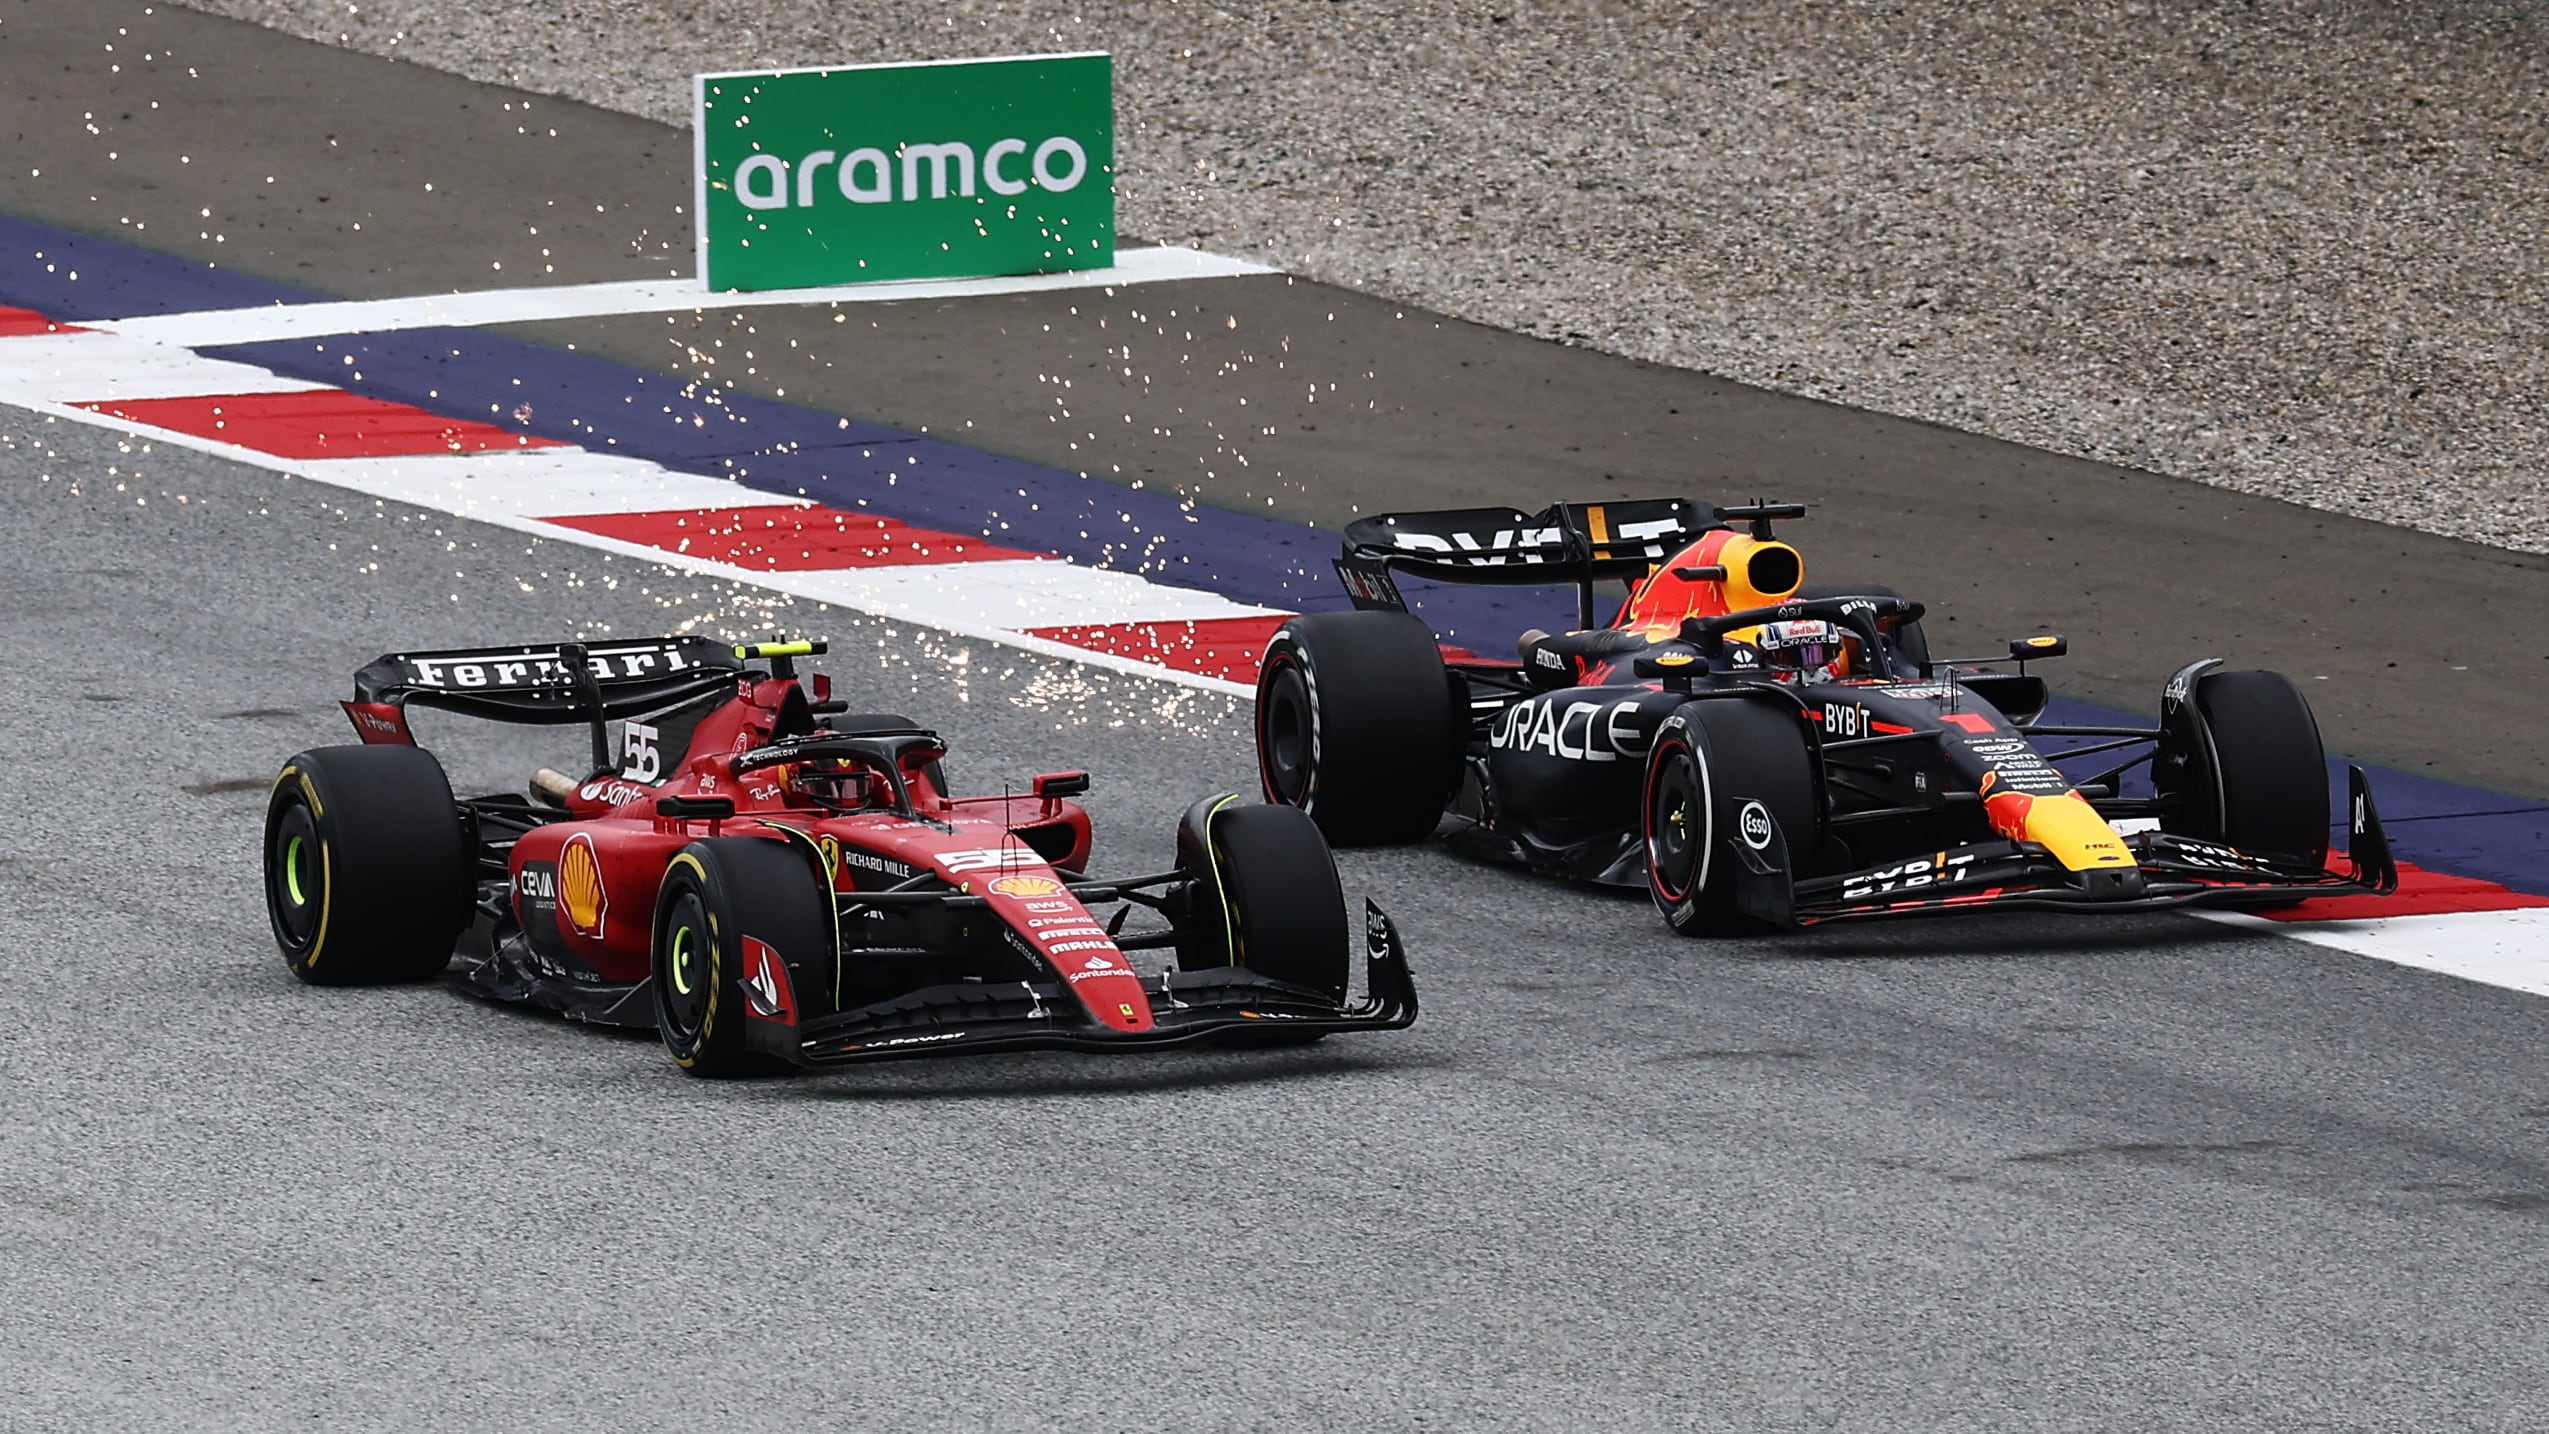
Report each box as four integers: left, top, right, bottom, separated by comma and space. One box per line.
693, 52, 1114, 292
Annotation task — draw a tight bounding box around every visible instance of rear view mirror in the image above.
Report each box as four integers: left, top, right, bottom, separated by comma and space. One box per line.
656, 795, 737, 821
2009, 634, 2067, 661
1632, 646, 1707, 689
1033, 771, 1091, 799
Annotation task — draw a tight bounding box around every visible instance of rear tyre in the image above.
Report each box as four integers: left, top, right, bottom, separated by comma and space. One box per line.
1176, 803, 1352, 1012
262, 746, 471, 986
2161, 670, 2329, 868
1256, 611, 1461, 845
1643, 700, 1822, 938
651, 837, 831, 1078
1798, 583, 1931, 676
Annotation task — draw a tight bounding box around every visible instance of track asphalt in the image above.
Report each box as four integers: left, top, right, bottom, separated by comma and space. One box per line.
9, 417, 2549, 1431
6, 2, 2549, 1427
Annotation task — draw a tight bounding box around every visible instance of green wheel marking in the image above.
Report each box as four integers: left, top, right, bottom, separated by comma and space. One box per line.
284, 835, 308, 906
670, 925, 696, 996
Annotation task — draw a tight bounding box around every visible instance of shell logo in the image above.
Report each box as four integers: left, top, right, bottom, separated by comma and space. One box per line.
988, 874, 1065, 899
559, 834, 608, 938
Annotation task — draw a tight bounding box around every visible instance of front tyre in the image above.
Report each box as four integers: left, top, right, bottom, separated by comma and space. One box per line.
1175, 800, 1352, 1005
2161, 669, 2329, 868
263, 745, 471, 986
1643, 700, 1821, 937
651, 837, 831, 1078
1256, 611, 1462, 845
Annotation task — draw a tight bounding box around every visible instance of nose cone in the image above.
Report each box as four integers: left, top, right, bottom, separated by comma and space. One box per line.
1061, 955, 1155, 1033
973, 870, 1153, 1031
1984, 785, 2135, 873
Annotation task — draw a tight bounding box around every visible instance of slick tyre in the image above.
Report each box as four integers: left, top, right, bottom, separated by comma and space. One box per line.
651, 837, 831, 1079
1797, 583, 1931, 676
2164, 669, 2329, 868
263, 745, 471, 986
1643, 700, 1820, 938
1176, 802, 1352, 1009
1256, 611, 1461, 845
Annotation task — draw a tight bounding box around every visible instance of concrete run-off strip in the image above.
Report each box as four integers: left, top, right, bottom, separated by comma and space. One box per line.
97, 246, 1276, 347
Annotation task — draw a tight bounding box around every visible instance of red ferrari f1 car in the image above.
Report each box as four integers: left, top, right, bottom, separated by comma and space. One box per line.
262, 637, 1415, 1073
1258, 497, 2397, 932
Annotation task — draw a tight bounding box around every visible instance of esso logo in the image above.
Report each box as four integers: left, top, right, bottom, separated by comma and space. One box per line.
1738, 801, 1774, 850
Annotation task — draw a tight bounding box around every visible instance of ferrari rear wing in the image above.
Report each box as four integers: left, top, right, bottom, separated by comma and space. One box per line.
340, 635, 748, 766
351, 636, 743, 717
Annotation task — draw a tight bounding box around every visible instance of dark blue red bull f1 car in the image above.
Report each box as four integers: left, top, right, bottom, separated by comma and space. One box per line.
1256, 498, 2396, 933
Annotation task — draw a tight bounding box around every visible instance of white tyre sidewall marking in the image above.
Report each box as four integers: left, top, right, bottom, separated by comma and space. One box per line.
1691, 736, 1715, 899
1267, 635, 1321, 814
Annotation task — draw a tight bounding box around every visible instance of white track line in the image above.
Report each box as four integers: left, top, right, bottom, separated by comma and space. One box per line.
96, 246, 1280, 348
292, 450, 798, 519
0, 330, 328, 402
786, 558, 1288, 630
2203, 909, 2549, 999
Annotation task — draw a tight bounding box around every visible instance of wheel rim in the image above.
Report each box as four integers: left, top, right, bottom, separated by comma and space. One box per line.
1647, 747, 1700, 901
658, 890, 713, 1042
1260, 659, 1314, 805
266, 804, 322, 948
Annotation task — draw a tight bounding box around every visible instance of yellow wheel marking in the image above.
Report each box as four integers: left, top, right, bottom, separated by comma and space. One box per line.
305, 838, 333, 971
669, 925, 696, 996
272, 769, 334, 971
763, 823, 845, 1014
1202, 794, 1243, 967
662, 854, 723, 1056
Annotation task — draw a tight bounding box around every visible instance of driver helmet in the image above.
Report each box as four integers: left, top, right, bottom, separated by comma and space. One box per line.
1736, 618, 1855, 684
779, 755, 874, 809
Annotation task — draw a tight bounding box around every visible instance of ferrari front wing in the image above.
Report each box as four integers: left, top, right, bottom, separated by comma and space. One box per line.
775, 901, 1419, 1065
